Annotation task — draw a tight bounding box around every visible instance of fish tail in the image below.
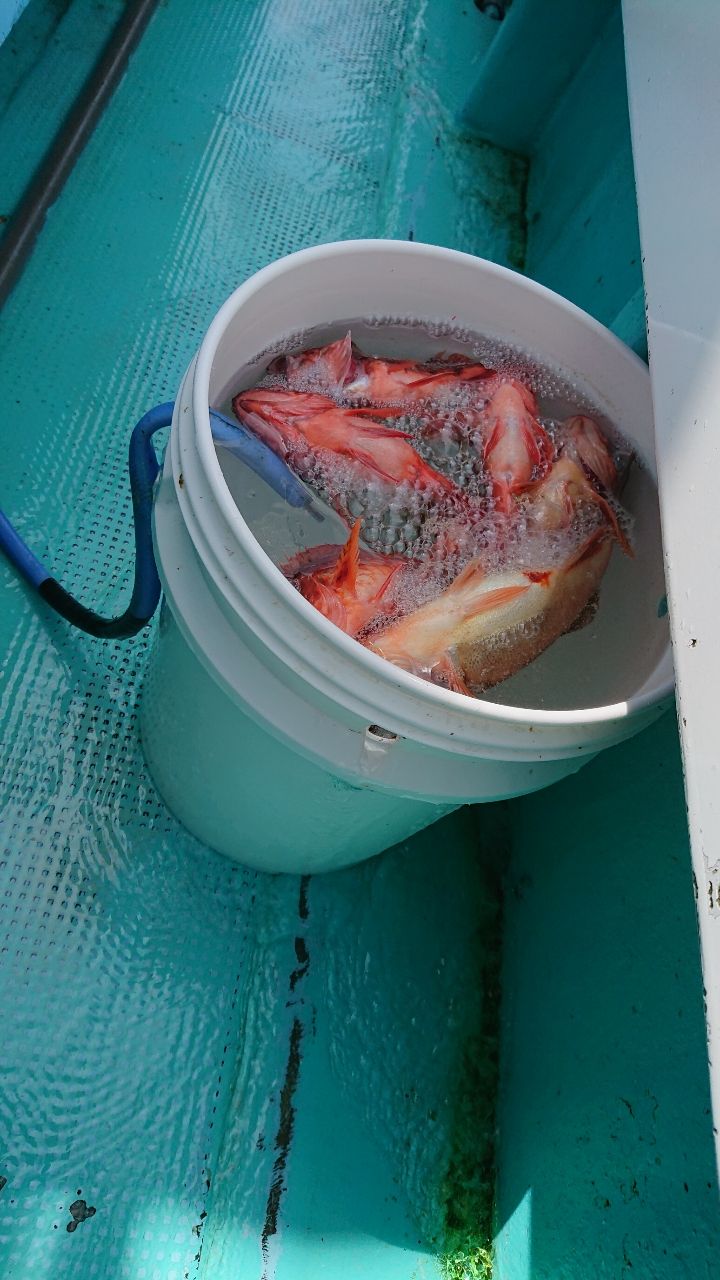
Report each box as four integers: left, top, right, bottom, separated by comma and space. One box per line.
332, 519, 362, 591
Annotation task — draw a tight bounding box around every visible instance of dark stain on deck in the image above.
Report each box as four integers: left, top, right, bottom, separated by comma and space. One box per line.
289, 936, 310, 993
260, 875, 312, 1278
261, 1016, 304, 1275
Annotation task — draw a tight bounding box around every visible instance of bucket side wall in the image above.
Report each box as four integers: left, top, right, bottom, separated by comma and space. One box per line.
140, 603, 455, 874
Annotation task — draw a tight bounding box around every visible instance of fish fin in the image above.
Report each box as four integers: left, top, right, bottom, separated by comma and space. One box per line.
351, 406, 410, 421
232, 405, 290, 457
373, 566, 403, 602
564, 416, 617, 491
399, 371, 452, 390
592, 492, 633, 556
282, 542, 348, 578
344, 414, 413, 437
451, 559, 487, 591
582, 446, 616, 492
431, 653, 471, 696
483, 419, 502, 460
566, 528, 610, 569
325, 332, 354, 385
491, 476, 513, 514
447, 562, 530, 614
521, 419, 553, 468
237, 389, 332, 417
469, 583, 531, 615
341, 442, 455, 495
331, 519, 362, 591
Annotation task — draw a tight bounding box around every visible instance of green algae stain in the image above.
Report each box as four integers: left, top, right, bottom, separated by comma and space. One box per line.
438, 851, 504, 1280
441, 1246, 494, 1280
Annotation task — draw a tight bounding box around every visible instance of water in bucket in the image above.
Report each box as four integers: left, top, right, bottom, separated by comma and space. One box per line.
215, 319, 668, 711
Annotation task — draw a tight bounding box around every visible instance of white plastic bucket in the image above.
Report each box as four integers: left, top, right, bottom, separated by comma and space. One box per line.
140, 240, 674, 874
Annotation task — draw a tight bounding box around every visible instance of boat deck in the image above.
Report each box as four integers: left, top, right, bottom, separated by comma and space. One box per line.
0, 1, 716, 1277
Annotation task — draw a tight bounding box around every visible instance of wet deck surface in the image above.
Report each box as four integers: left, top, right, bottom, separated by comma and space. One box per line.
0, 1, 517, 1276
0, 1, 717, 1278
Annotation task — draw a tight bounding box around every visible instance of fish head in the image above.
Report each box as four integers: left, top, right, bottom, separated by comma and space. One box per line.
272, 332, 355, 393
526, 457, 632, 555
344, 357, 419, 402
297, 405, 458, 500
284, 521, 403, 637
484, 377, 538, 415
525, 457, 581, 530
560, 414, 617, 491
233, 388, 333, 457
295, 573, 350, 631
482, 379, 552, 509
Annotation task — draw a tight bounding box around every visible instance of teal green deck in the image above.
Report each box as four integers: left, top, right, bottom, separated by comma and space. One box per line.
0, 1, 715, 1277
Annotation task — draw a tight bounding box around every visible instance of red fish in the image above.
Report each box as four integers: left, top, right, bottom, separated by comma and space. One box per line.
365, 526, 619, 695
365, 557, 531, 693
344, 353, 494, 406
268, 332, 355, 395
365, 442, 633, 692
282, 519, 403, 637
557, 414, 617, 492
525, 456, 632, 555
480, 379, 554, 513
270, 332, 493, 405
233, 387, 461, 518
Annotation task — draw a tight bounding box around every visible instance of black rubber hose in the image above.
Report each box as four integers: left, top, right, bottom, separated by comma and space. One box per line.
0, 0, 161, 307
0, 402, 172, 638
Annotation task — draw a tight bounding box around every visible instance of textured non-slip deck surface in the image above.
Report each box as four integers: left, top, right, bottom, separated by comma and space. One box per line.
1, 1, 718, 1278
0, 2, 517, 1277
